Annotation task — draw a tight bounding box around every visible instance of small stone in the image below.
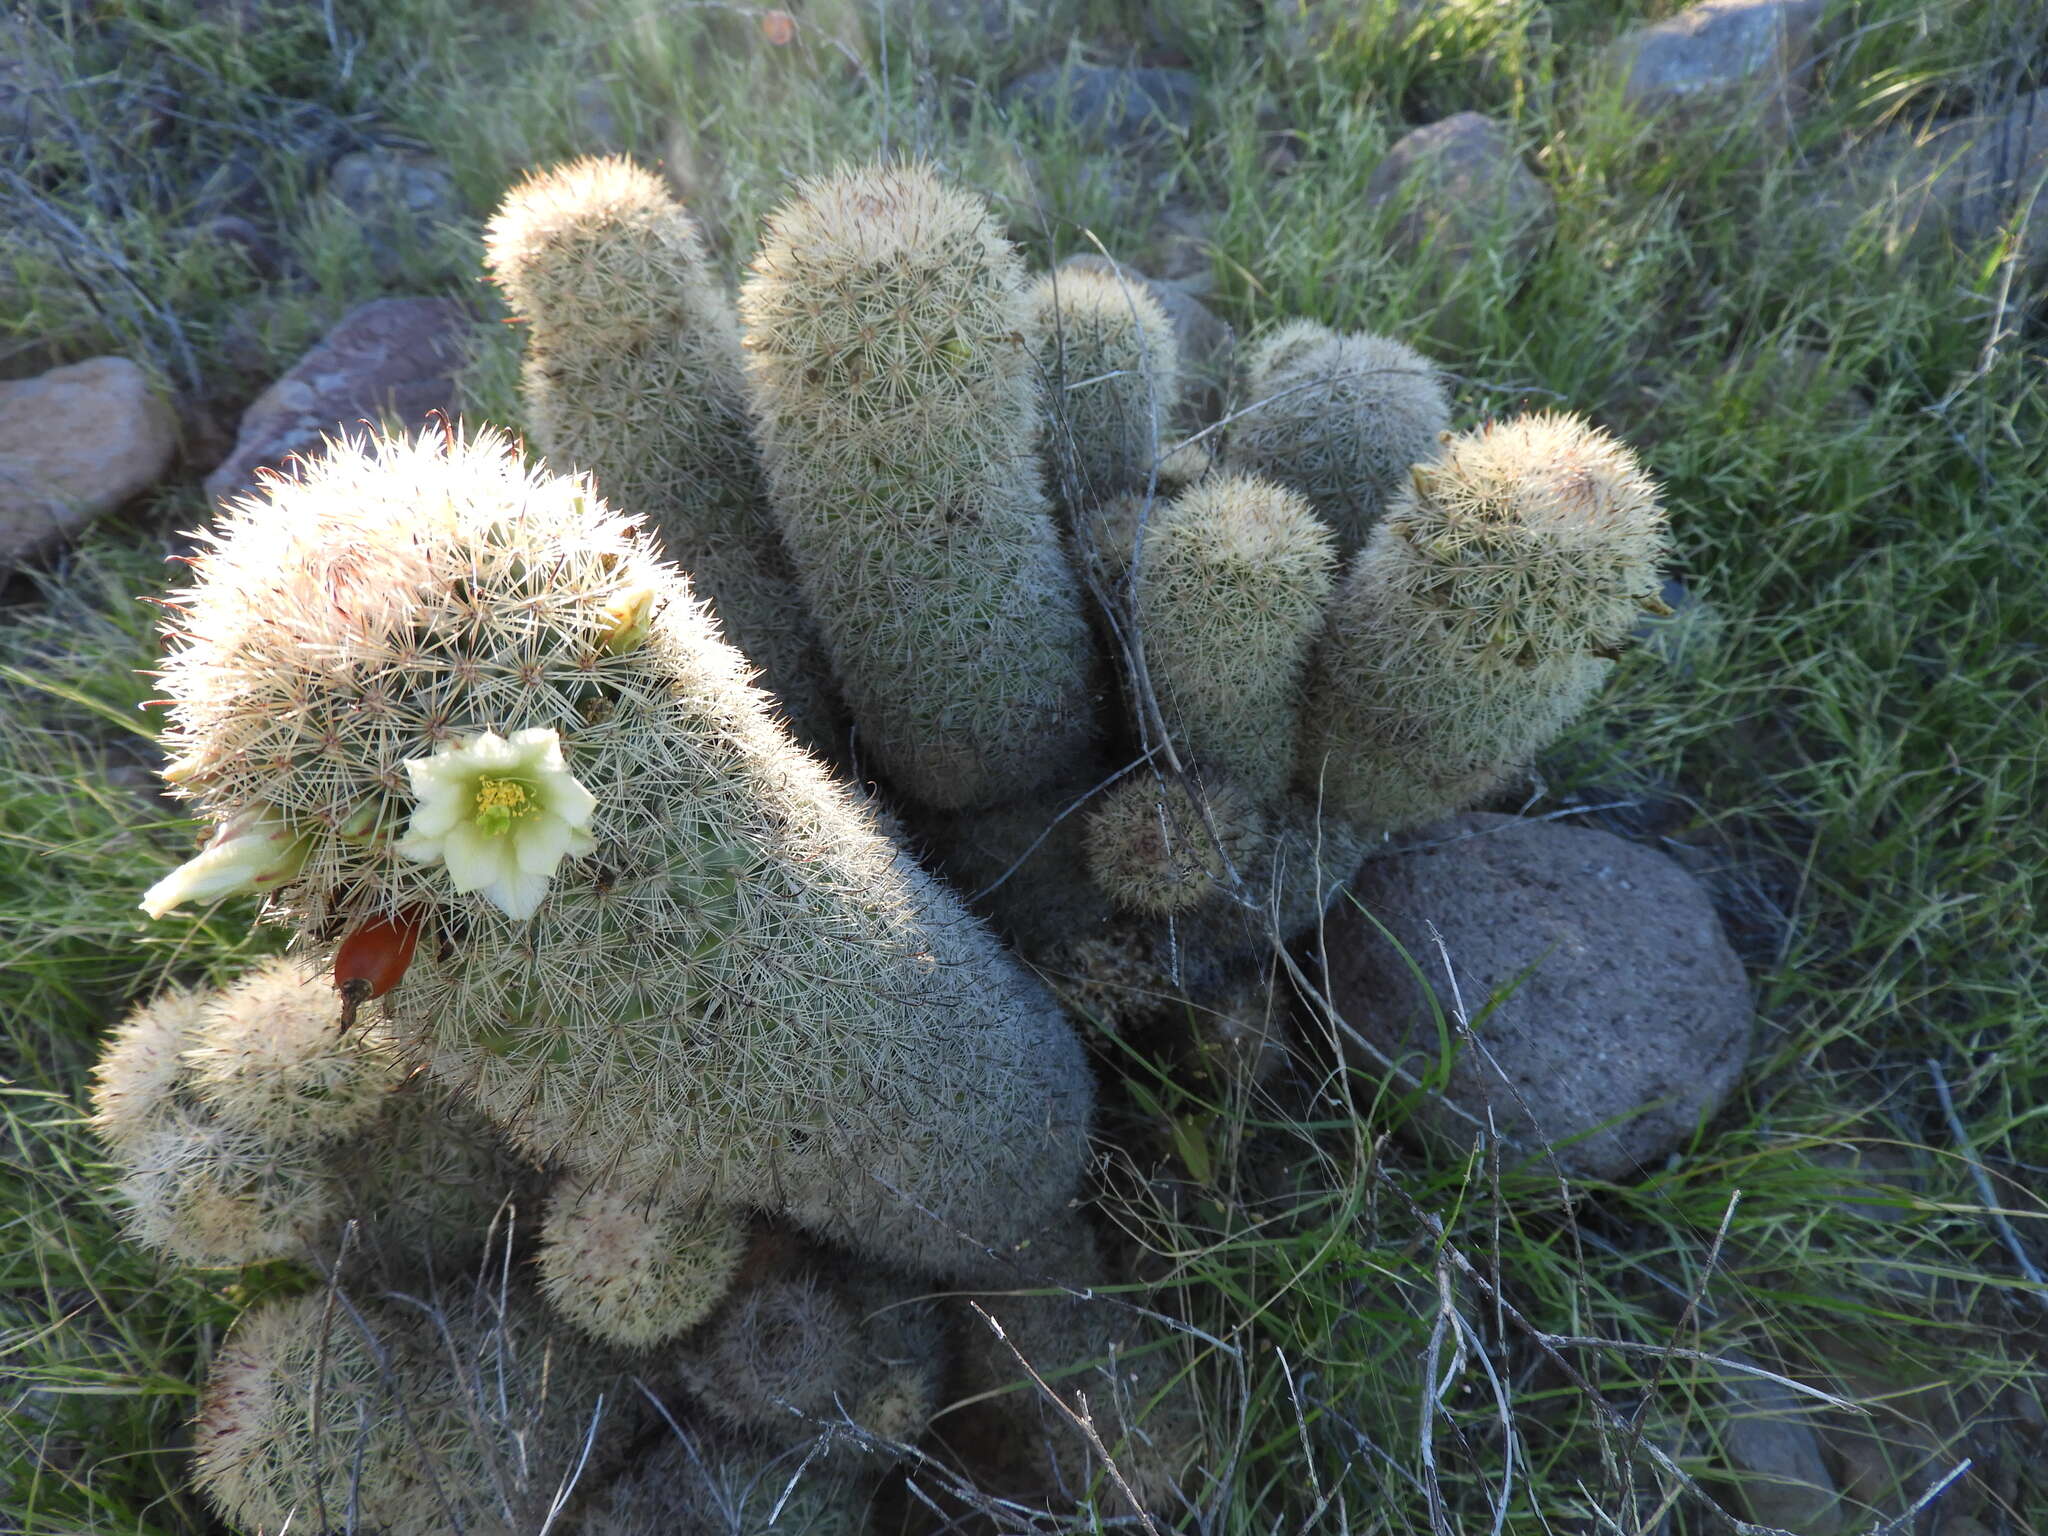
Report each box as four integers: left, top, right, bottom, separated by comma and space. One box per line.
1603, 0, 1825, 134
0, 357, 177, 572
203, 297, 471, 507
1720, 1364, 1846, 1535
1324, 813, 1752, 1180
1366, 111, 1554, 269
325, 147, 463, 279
1003, 63, 1201, 150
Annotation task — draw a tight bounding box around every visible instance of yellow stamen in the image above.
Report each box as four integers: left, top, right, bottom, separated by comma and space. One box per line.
473, 776, 534, 835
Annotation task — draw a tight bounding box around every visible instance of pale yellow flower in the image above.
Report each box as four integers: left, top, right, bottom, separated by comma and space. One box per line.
140, 808, 312, 920
396, 728, 597, 919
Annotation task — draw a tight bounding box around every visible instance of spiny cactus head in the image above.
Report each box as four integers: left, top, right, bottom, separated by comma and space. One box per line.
537, 1183, 746, 1348
1026, 265, 1180, 500
196, 1283, 608, 1536
1027, 264, 1176, 370
1379, 410, 1668, 663
149, 427, 713, 937
1084, 777, 1264, 917
184, 957, 401, 1143
1143, 472, 1336, 613
741, 160, 1032, 431
90, 984, 205, 1155
117, 1111, 338, 1266
484, 156, 709, 342
706, 1276, 859, 1427
1231, 321, 1451, 548
194, 1292, 370, 1532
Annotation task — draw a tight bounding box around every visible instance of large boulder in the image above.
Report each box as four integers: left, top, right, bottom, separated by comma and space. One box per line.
1603, 0, 1825, 134
1367, 112, 1554, 269
203, 297, 471, 507
1003, 63, 1201, 150
1, 357, 177, 571
1851, 90, 2048, 276
1323, 813, 1752, 1180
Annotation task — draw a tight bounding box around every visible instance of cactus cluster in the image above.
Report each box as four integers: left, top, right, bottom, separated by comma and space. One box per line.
98, 153, 1671, 1531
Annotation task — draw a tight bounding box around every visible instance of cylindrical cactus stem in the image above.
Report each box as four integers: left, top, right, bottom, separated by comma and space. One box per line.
1297, 412, 1670, 834
194, 1280, 621, 1536
538, 1178, 747, 1348
738, 161, 1095, 809
184, 956, 400, 1144
114, 1110, 340, 1266
1025, 264, 1181, 510
1131, 473, 1337, 804
483, 156, 839, 751
1227, 320, 1451, 555
89, 984, 206, 1155
148, 427, 1095, 1284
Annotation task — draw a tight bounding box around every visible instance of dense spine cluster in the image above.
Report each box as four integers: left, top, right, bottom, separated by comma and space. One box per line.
1298, 412, 1669, 832
738, 162, 1095, 808
1026, 264, 1181, 507
150, 428, 1093, 1282
483, 157, 838, 748
1229, 320, 1451, 553
1131, 473, 1338, 802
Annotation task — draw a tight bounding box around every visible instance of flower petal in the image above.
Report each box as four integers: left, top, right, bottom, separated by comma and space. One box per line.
441, 821, 517, 896
490, 866, 553, 920
513, 815, 576, 875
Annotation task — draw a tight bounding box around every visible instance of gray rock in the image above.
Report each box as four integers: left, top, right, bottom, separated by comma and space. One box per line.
1324, 812, 1752, 1180
1366, 111, 1554, 269
325, 147, 463, 279
1603, 0, 1824, 134
1852, 89, 2048, 271
1003, 63, 1201, 150
0, 357, 177, 572
1720, 1364, 1845, 1535
203, 297, 471, 507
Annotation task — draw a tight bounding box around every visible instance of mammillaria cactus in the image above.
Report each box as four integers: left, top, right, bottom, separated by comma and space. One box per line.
1025, 263, 1182, 507
143, 427, 1094, 1284
538, 1181, 749, 1347
483, 156, 838, 749
91, 964, 534, 1272
1297, 411, 1670, 833
738, 161, 1095, 809
1083, 773, 1266, 918
1229, 320, 1451, 554
1129, 472, 1338, 803
194, 1280, 619, 1535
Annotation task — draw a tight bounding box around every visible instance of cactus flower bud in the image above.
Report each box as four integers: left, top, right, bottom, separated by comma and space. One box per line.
139, 808, 311, 920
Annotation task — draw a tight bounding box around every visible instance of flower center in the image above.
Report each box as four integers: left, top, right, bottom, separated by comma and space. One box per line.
472, 775, 537, 836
